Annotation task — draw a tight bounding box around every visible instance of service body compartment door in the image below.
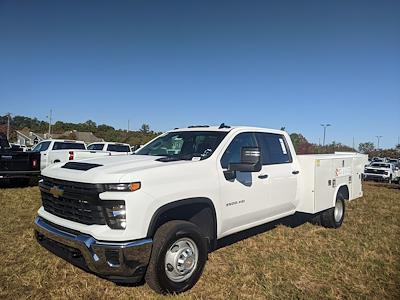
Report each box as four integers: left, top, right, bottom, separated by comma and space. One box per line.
351, 157, 364, 199
314, 159, 334, 212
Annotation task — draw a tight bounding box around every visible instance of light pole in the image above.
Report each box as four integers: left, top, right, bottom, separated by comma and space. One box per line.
6, 113, 11, 140
321, 124, 331, 146
375, 136, 382, 150
46, 109, 52, 138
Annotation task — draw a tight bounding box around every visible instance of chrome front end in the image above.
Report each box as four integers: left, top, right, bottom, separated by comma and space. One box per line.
34, 216, 152, 283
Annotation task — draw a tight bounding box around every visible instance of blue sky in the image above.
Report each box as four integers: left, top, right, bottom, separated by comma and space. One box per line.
1, 0, 399, 148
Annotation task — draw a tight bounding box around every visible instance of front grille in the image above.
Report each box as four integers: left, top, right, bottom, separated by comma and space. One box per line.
39, 177, 123, 226
365, 169, 386, 175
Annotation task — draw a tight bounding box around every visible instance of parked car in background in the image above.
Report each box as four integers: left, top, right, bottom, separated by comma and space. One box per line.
364, 162, 400, 183
32, 139, 116, 170
387, 158, 399, 167
0, 134, 41, 181
371, 157, 384, 163
87, 142, 132, 154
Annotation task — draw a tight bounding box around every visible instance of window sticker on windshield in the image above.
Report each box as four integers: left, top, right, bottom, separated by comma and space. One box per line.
279, 138, 287, 154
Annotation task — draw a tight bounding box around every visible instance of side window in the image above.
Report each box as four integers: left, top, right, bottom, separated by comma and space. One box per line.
88, 144, 104, 151
40, 141, 51, 151
32, 141, 50, 152
220, 132, 257, 169
256, 133, 292, 165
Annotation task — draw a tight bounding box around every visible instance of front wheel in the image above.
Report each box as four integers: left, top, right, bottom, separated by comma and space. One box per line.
145, 220, 207, 294
320, 193, 346, 228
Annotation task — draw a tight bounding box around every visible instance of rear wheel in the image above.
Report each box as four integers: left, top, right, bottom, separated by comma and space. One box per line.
145, 220, 207, 294
320, 193, 345, 228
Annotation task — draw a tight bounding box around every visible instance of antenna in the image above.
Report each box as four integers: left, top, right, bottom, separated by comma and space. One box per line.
219, 123, 230, 129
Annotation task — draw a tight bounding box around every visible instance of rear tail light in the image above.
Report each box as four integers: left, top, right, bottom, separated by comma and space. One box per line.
69, 151, 74, 160
32, 159, 38, 168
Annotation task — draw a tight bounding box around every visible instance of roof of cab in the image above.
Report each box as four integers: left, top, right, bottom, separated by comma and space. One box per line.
40, 139, 86, 143
168, 125, 286, 135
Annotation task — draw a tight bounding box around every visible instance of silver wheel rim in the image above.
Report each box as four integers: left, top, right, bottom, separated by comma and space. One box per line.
164, 237, 198, 282
334, 199, 344, 223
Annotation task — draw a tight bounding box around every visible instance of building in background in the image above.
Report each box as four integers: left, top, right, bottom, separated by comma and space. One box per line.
16, 129, 103, 146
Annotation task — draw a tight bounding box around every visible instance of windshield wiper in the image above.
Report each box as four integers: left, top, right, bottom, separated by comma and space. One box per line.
156, 154, 197, 162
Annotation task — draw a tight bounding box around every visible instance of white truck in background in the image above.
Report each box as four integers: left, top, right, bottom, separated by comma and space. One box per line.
32, 139, 115, 170
34, 125, 367, 294
87, 142, 132, 154
363, 162, 400, 183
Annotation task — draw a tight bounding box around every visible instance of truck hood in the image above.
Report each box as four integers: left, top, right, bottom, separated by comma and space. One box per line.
41, 154, 192, 183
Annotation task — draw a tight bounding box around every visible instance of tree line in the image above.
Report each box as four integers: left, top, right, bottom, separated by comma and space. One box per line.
290, 132, 400, 157
0, 115, 159, 146
1, 115, 399, 156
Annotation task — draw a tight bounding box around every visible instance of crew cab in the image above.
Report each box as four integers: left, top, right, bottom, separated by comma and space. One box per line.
87, 142, 132, 154
32, 139, 116, 170
363, 162, 399, 183
34, 125, 367, 294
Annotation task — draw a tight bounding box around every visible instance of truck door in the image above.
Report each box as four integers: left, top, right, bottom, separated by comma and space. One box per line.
255, 132, 298, 217
218, 132, 265, 235
32, 141, 51, 170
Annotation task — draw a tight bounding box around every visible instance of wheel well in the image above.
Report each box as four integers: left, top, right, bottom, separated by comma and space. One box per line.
338, 185, 349, 200
147, 198, 217, 252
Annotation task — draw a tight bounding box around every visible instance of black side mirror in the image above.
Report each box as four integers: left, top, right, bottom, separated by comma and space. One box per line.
224, 147, 262, 180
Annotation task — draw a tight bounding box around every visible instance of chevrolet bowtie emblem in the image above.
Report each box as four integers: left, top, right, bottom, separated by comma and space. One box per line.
50, 186, 64, 198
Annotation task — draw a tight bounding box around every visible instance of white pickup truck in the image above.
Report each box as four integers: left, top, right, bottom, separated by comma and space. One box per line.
363, 162, 400, 183
34, 125, 367, 294
32, 139, 117, 170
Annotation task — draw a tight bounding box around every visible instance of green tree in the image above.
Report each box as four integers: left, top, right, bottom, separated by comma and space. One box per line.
140, 124, 150, 134
358, 142, 375, 154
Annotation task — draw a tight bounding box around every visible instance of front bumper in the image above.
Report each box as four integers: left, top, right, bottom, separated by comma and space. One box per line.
34, 216, 152, 283
0, 170, 40, 179
363, 174, 389, 181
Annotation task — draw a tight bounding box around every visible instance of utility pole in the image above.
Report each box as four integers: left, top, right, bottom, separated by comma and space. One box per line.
320, 124, 331, 146
127, 120, 130, 132
47, 109, 52, 138
352, 136, 355, 150
6, 113, 11, 140
375, 135, 382, 150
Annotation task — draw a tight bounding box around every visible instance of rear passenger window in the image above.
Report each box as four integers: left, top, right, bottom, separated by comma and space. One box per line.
256, 133, 292, 165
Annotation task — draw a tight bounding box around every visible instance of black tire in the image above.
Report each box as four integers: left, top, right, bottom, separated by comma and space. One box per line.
320, 193, 346, 228
145, 220, 207, 294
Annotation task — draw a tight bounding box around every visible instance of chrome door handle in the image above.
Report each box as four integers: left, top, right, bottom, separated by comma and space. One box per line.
258, 174, 269, 179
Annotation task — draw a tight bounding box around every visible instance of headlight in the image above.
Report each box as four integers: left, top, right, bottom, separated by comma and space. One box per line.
104, 203, 127, 229
104, 182, 141, 192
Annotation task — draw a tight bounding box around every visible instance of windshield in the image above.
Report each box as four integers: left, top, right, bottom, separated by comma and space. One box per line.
136, 131, 228, 160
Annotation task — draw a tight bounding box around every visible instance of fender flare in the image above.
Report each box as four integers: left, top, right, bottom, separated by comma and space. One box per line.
146, 197, 218, 251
